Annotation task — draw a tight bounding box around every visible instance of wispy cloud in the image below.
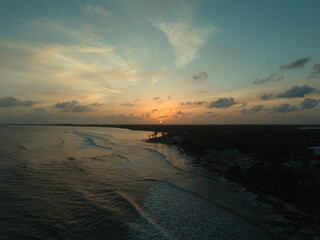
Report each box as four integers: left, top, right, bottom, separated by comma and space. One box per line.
193, 71, 209, 83
272, 104, 298, 113
172, 110, 191, 118
306, 63, 320, 79
260, 93, 273, 100
279, 57, 311, 70
81, 5, 111, 17
32, 107, 46, 113
180, 101, 207, 106
54, 100, 101, 113
0, 22, 139, 95
300, 98, 319, 109
101, 85, 125, 94
121, 103, 135, 107
311, 64, 320, 74
195, 111, 219, 118
253, 73, 284, 85
240, 105, 264, 115
153, 21, 213, 67
98, 114, 144, 124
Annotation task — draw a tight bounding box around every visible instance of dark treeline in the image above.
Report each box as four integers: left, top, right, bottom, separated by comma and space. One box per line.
14, 123, 320, 160
13, 123, 320, 160
93, 124, 320, 160
113, 124, 320, 227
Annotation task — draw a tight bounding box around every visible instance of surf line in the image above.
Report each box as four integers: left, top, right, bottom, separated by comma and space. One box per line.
118, 191, 172, 239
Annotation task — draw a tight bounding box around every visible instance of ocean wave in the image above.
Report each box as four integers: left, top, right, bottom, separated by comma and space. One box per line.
0, 126, 289, 240
133, 179, 275, 240
143, 148, 166, 158
73, 131, 116, 145
79, 137, 112, 150
118, 191, 171, 240
143, 148, 189, 173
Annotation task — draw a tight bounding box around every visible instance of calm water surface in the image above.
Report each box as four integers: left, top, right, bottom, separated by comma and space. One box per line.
0, 126, 293, 239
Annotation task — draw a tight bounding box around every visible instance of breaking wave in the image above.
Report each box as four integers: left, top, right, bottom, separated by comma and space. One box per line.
129, 179, 275, 240
0, 126, 292, 240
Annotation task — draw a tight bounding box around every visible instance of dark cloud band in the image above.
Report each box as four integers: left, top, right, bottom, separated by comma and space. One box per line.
0, 96, 36, 108
209, 97, 237, 108
279, 57, 311, 70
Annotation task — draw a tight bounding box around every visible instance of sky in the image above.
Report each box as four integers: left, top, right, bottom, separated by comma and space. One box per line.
1, 0, 320, 124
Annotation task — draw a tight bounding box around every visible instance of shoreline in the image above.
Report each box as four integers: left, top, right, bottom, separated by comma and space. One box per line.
5, 124, 320, 238
146, 136, 320, 239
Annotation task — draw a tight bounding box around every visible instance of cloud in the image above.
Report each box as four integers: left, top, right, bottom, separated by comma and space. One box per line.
54, 100, 99, 113
253, 73, 284, 85
279, 57, 311, 70
180, 101, 207, 106
300, 98, 319, 109
272, 104, 298, 113
32, 107, 46, 112
142, 113, 151, 119
82, 5, 111, 17
153, 97, 160, 100
209, 97, 237, 108
21, 100, 36, 107
0, 96, 36, 107
121, 103, 135, 107
241, 105, 264, 115
311, 64, 320, 74
195, 111, 219, 118
172, 110, 191, 118
306, 63, 320, 79
176, 111, 185, 115
98, 113, 143, 124
275, 84, 318, 98
260, 85, 318, 101
1, 24, 139, 95
260, 93, 273, 100
193, 71, 209, 83
239, 102, 247, 108
102, 85, 125, 94
153, 21, 213, 67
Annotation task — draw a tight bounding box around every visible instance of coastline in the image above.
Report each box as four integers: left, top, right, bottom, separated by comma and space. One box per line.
146, 135, 320, 239
8, 124, 320, 238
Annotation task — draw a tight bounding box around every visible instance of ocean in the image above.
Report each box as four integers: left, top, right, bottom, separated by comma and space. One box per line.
0, 125, 295, 239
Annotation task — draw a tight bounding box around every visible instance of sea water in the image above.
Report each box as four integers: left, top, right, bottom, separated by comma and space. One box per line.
0, 125, 297, 239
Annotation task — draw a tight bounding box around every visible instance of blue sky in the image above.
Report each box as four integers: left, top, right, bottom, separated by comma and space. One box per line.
0, 0, 319, 124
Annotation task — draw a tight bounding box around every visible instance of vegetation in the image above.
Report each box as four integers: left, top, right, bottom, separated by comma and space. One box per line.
143, 124, 320, 225
23, 124, 320, 226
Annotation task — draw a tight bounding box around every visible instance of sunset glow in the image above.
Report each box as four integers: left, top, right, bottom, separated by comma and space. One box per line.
1, 2, 320, 237
0, 0, 319, 124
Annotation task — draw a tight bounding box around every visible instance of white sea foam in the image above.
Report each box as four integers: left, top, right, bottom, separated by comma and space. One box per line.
129, 180, 277, 240
0, 126, 308, 240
